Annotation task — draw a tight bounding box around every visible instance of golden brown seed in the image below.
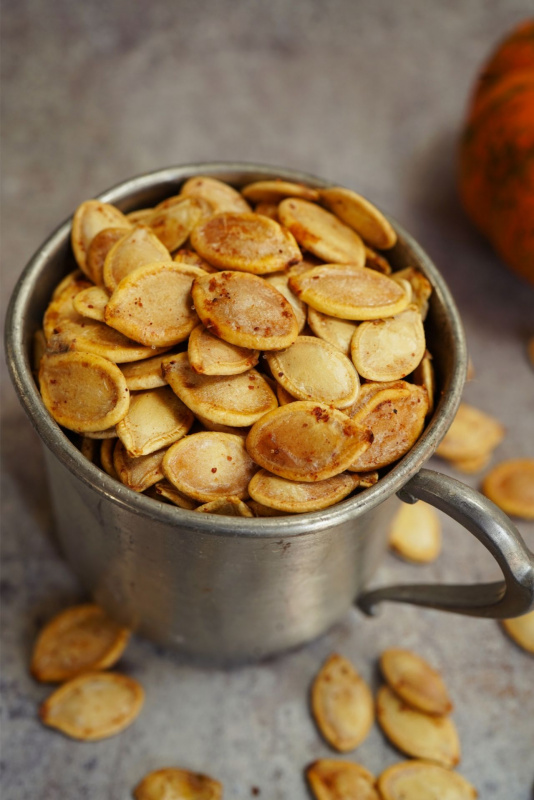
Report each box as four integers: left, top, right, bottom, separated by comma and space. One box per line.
86, 227, 130, 285
188, 324, 259, 376
242, 179, 320, 204
154, 480, 198, 509
247, 401, 372, 482
113, 441, 166, 492
105, 262, 203, 347
196, 496, 254, 516
451, 452, 492, 474
133, 767, 223, 800
307, 307, 358, 355
264, 272, 307, 332
377, 760, 477, 800
311, 653, 374, 752
380, 648, 452, 715
71, 200, 131, 276
248, 469, 360, 512
388, 500, 442, 564
351, 306, 426, 382
279, 198, 366, 265
180, 175, 251, 213
39, 672, 144, 741
163, 352, 277, 427
435, 403, 505, 461
39, 352, 130, 433
376, 685, 460, 768
364, 245, 392, 274
254, 202, 279, 220
31, 604, 130, 683
320, 186, 397, 249
101, 438, 119, 479
482, 459, 534, 520
501, 610, 534, 654
73, 285, 110, 322
51, 269, 84, 300
103, 226, 171, 292
411, 349, 435, 414
126, 208, 155, 225
306, 759, 379, 800
120, 351, 179, 391
266, 336, 360, 409
289, 264, 410, 321
193, 413, 249, 437
148, 196, 209, 252
116, 387, 194, 457
392, 267, 432, 320
43, 279, 93, 341
191, 271, 299, 351
348, 383, 429, 471
173, 248, 218, 272
190, 212, 302, 274
163, 432, 258, 502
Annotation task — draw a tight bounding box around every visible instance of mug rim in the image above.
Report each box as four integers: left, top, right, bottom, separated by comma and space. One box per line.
5, 161, 467, 538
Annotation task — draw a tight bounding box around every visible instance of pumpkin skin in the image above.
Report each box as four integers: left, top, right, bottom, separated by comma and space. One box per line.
459, 21, 534, 284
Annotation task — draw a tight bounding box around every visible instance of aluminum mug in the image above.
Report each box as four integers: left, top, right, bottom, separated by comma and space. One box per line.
6, 163, 534, 662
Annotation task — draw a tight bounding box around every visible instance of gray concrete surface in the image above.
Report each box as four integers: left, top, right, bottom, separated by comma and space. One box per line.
2, 1, 534, 798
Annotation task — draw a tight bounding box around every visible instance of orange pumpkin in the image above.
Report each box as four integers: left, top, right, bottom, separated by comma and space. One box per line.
459, 20, 534, 284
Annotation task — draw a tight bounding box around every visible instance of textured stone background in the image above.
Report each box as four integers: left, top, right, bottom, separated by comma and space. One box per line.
2, 1, 534, 798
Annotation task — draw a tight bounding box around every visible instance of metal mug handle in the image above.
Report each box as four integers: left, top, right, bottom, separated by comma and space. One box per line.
358, 468, 534, 619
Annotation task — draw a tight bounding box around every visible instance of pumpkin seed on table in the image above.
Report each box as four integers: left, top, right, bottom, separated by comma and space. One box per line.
451, 452, 492, 475
188, 324, 259, 376
116, 386, 194, 457
163, 432, 258, 502
86, 227, 130, 286
163, 353, 277, 427
196, 496, 254, 516
191, 270, 299, 350
31, 604, 130, 683
71, 200, 132, 277
380, 648, 452, 715
72, 284, 110, 322
482, 458, 534, 519
289, 264, 410, 321
435, 403, 505, 462
267, 336, 360, 409
351, 306, 426, 382
307, 307, 358, 355
279, 198, 366, 266
40, 672, 144, 741
376, 685, 460, 768
306, 759, 379, 800
103, 226, 171, 292
39, 352, 130, 433
320, 186, 397, 250
311, 653, 374, 752
105, 262, 204, 347
113, 441, 166, 492
248, 469, 360, 513
147, 196, 211, 252
348, 382, 429, 472
246, 402, 372, 482
180, 174, 251, 213
377, 760, 477, 800
190, 211, 302, 274
388, 501, 442, 564
501, 609, 534, 654
133, 767, 222, 800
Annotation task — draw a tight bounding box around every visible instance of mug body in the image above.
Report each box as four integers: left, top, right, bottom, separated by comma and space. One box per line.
6, 163, 466, 661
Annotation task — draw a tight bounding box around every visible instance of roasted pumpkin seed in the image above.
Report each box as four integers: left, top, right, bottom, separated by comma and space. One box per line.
351, 306, 426, 382
482, 458, 534, 519
116, 386, 194, 457
133, 767, 222, 800
380, 648, 452, 715
388, 501, 442, 564
377, 760, 477, 800
188, 325, 259, 376
279, 198, 366, 265
248, 469, 360, 512
320, 186, 397, 250
307, 759, 379, 800
501, 610, 534, 653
